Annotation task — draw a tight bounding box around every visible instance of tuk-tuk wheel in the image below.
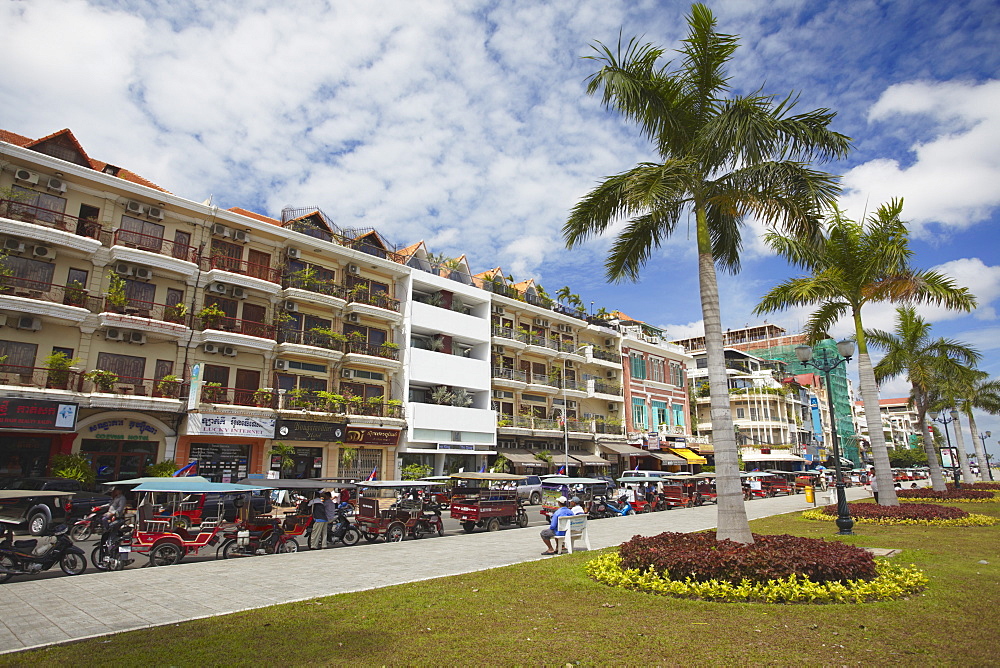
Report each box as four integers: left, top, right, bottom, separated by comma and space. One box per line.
363, 531, 379, 543
149, 542, 183, 567
462, 521, 477, 534
385, 523, 406, 543
486, 518, 501, 532
173, 515, 191, 531
517, 512, 529, 528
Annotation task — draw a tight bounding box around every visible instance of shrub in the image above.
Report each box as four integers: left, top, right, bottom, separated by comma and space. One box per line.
618, 532, 878, 585
896, 489, 996, 502
586, 552, 927, 604
144, 460, 179, 477
51, 453, 96, 487
803, 503, 999, 527
949, 482, 1000, 491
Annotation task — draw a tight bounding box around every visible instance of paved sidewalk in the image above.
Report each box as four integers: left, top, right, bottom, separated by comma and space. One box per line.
0, 488, 871, 654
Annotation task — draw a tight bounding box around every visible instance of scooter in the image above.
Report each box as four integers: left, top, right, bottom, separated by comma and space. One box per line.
0, 525, 87, 582
90, 518, 134, 571
326, 503, 362, 547
602, 494, 635, 517
70, 504, 109, 542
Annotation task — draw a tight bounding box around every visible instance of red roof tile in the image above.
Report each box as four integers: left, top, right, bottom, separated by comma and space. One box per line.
228, 207, 281, 226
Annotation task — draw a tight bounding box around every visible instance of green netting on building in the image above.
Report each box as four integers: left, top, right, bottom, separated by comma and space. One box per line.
746, 338, 861, 465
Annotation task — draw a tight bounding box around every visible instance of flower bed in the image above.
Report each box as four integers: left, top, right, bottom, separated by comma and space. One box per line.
897, 488, 996, 503
802, 503, 999, 527
586, 551, 927, 604
949, 482, 1000, 491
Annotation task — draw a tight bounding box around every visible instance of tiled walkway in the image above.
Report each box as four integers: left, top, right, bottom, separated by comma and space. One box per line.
0, 488, 871, 654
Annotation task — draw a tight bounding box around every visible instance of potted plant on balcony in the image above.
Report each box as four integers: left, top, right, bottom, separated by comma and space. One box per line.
288, 265, 319, 291
107, 274, 128, 312
379, 341, 399, 358
198, 303, 226, 330
316, 391, 346, 413
385, 398, 403, 418
345, 394, 365, 414
345, 330, 365, 352
364, 396, 384, 416
44, 351, 80, 390
202, 382, 225, 403
85, 369, 119, 393
253, 388, 275, 407
451, 388, 473, 408
63, 280, 87, 307
164, 302, 188, 324
431, 386, 454, 406
286, 388, 309, 409
157, 374, 181, 398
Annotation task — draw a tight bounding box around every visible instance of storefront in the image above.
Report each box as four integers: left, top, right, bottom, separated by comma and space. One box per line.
339, 426, 401, 480
271, 419, 347, 479
77, 414, 174, 483
178, 413, 275, 483
598, 440, 648, 476
0, 398, 79, 478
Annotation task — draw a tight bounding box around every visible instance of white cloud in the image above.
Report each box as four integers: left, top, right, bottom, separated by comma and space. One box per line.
660, 320, 705, 342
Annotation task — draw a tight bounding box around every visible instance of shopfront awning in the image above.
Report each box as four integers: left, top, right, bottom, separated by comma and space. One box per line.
599, 442, 648, 456
570, 453, 612, 466
646, 451, 685, 464
499, 450, 548, 467
669, 448, 708, 465
742, 452, 807, 462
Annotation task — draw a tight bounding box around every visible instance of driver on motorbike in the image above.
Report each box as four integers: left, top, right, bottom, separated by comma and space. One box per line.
101, 487, 127, 530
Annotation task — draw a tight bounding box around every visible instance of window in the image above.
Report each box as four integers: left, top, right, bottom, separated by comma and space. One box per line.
521, 394, 546, 403
66, 268, 88, 291
350, 369, 384, 381
669, 362, 685, 387
650, 358, 665, 382
205, 296, 238, 319
631, 397, 648, 431
172, 230, 192, 260
286, 360, 326, 373
124, 279, 155, 306
629, 353, 647, 380
736, 407, 745, 419
672, 403, 685, 427
344, 323, 387, 345
166, 288, 184, 308
52, 346, 75, 361
95, 352, 145, 381
203, 364, 230, 386
652, 400, 668, 428
0, 341, 38, 370
11, 185, 66, 222
247, 249, 272, 280
210, 239, 243, 271
6, 256, 55, 289
119, 215, 164, 251
340, 382, 384, 399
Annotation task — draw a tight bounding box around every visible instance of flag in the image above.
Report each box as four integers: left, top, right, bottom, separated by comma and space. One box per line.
173, 460, 198, 477
366, 467, 378, 481
479, 463, 486, 472
632, 462, 640, 473
556, 465, 566, 475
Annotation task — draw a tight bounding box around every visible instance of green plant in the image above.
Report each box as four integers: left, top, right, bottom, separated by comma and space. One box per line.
535, 450, 553, 463
267, 442, 296, 472
202, 381, 224, 402
50, 453, 96, 487
432, 386, 454, 406
198, 303, 226, 329
164, 302, 188, 323
290, 265, 319, 290
340, 446, 358, 467
380, 341, 399, 350
490, 454, 510, 473
287, 388, 309, 408
253, 388, 275, 407
157, 374, 181, 397
107, 273, 128, 310
316, 391, 346, 412
85, 369, 119, 393
63, 280, 87, 306
43, 351, 80, 389
144, 460, 179, 477
400, 463, 432, 481
451, 388, 472, 408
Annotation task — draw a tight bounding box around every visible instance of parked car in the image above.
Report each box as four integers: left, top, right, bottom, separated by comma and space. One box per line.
516, 475, 545, 505
0, 478, 112, 535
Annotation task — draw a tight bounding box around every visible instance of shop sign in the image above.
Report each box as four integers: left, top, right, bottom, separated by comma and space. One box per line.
646, 432, 660, 450
87, 418, 159, 441
187, 413, 275, 439
437, 443, 475, 450
0, 399, 78, 431
275, 419, 346, 442
345, 427, 400, 446
626, 431, 643, 445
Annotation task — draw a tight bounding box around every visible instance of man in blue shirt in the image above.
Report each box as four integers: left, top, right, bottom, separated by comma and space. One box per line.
540, 496, 573, 555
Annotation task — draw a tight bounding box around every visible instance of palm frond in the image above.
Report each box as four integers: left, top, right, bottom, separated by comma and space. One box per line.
605, 207, 683, 282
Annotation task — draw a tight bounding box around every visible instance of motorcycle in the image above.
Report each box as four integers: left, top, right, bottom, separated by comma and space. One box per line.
70, 504, 109, 542
325, 503, 362, 547
218, 520, 300, 558
600, 494, 635, 517
90, 518, 134, 571
0, 524, 87, 582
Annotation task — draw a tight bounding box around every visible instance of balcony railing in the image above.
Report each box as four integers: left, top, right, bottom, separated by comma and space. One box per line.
337, 235, 407, 264
200, 384, 260, 407
561, 379, 588, 392
202, 255, 281, 284
0, 199, 109, 244
491, 325, 528, 343
592, 348, 619, 363
278, 329, 346, 351
348, 289, 401, 313
112, 228, 200, 263
281, 275, 348, 300
280, 392, 404, 418
492, 367, 527, 382
0, 277, 103, 311
84, 374, 190, 400
197, 315, 277, 340
529, 374, 559, 388
497, 413, 623, 435
103, 298, 190, 325
551, 303, 587, 321
346, 341, 400, 361
0, 365, 83, 391
593, 380, 623, 396
557, 341, 583, 354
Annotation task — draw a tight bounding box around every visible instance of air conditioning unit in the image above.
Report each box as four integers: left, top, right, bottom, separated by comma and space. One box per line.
114, 262, 132, 276
606, 371, 616, 379
146, 206, 165, 221
491, 305, 504, 315
567, 400, 577, 410
105, 328, 125, 341
46, 177, 67, 194
492, 345, 505, 354
346, 313, 360, 323
491, 390, 508, 399
231, 230, 249, 243
132, 266, 152, 281
3, 239, 25, 253
230, 286, 247, 300
347, 264, 360, 275
604, 339, 614, 347
31, 246, 55, 261
211, 223, 230, 237
608, 403, 618, 412
274, 360, 288, 370
13, 168, 38, 185
0, 315, 6, 327
208, 282, 229, 294
287, 247, 301, 260
125, 201, 146, 215
221, 346, 237, 357
16, 317, 40, 331
341, 369, 353, 378
283, 301, 298, 312
533, 318, 549, 327
203, 343, 220, 354
128, 331, 146, 345
557, 324, 571, 332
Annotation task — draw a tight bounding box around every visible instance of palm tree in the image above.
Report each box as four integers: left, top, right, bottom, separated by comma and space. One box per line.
868, 306, 980, 491
556, 286, 573, 305
563, 4, 851, 542
953, 371, 1000, 481
755, 200, 977, 505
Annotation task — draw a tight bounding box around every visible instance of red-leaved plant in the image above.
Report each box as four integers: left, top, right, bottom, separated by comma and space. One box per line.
821, 503, 969, 520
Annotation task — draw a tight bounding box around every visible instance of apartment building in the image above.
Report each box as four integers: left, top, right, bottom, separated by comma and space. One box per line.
854, 397, 921, 452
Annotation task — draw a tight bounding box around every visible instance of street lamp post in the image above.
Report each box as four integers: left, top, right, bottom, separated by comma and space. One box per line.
929, 409, 961, 488
977, 431, 993, 481
795, 340, 856, 535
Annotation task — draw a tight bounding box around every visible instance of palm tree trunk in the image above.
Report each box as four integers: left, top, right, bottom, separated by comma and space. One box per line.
968, 411, 988, 482
697, 207, 752, 543
951, 414, 974, 483
854, 317, 898, 505
914, 392, 947, 491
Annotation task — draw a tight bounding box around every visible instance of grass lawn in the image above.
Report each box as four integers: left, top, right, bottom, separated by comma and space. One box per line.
7, 500, 999, 667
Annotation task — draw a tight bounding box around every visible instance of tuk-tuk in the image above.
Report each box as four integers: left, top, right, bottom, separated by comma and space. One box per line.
449, 472, 527, 533
418, 476, 454, 508
353, 480, 445, 542
615, 476, 665, 512
762, 470, 798, 496
540, 477, 612, 520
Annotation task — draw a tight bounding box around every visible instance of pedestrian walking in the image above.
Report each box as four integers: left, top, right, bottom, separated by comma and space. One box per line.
869, 470, 879, 504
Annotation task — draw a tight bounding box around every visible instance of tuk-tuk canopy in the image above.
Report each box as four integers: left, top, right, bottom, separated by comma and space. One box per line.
541, 477, 606, 486
449, 472, 526, 481
131, 479, 270, 493
616, 476, 663, 483
104, 476, 211, 487
357, 480, 442, 488
237, 478, 357, 490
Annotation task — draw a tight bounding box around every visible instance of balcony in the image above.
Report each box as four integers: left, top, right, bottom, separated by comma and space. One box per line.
278, 391, 404, 419
276, 329, 346, 362
0, 277, 102, 315
112, 228, 200, 264
197, 314, 277, 342
492, 367, 527, 389
201, 384, 265, 407
589, 379, 624, 397
345, 289, 402, 322
201, 255, 281, 284
0, 199, 109, 245
103, 298, 190, 326
84, 374, 189, 401
281, 275, 348, 304
0, 365, 83, 392
560, 379, 588, 398
346, 341, 400, 361
526, 374, 559, 394
491, 325, 527, 350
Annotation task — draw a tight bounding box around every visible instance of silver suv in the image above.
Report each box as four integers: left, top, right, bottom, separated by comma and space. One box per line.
516, 475, 544, 505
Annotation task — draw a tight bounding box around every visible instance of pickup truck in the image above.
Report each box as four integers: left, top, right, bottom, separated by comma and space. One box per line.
0, 477, 112, 535
516, 475, 544, 505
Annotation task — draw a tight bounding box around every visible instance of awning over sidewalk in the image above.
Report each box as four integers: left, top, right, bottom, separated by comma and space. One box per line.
499, 450, 548, 467
743, 452, 807, 462
599, 442, 648, 456
646, 451, 685, 464
669, 447, 708, 465
570, 453, 612, 466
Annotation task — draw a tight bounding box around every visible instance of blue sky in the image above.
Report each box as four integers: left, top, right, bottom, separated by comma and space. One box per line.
2, 0, 998, 455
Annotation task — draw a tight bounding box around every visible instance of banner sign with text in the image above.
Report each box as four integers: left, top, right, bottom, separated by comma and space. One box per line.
345, 427, 401, 446
275, 419, 346, 442
187, 413, 275, 439
0, 399, 78, 431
